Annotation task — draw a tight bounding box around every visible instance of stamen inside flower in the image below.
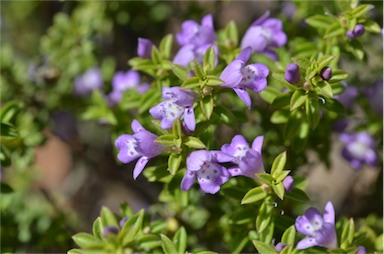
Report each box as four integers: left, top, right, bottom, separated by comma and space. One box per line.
164, 101, 185, 121
125, 139, 139, 157
240, 65, 259, 85
233, 144, 249, 158
197, 162, 220, 182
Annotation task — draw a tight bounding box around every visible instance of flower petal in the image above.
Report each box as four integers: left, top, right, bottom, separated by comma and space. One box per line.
234, 87, 251, 109
296, 238, 318, 250
221, 134, 249, 156
251, 136, 264, 153
295, 207, 323, 236
186, 150, 212, 171
228, 167, 243, 177
131, 119, 145, 133
323, 201, 335, 225
238, 149, 264, 178
315, 222, 337, 249
173, 45, 196, 67
210, 150, 235, 163
181, 170, 196, 191
133, 156, 149, 179
184, 107, 196, 131
220, 60, 244, 88
115, 134, 140, 164
241, 26, 269, 53
235, 47, 252, 62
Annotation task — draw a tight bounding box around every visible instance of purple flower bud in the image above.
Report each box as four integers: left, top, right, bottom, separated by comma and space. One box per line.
137, 38, 153, 59
284, 63, 300, 84
320, 67, 332, 81
103, 226, 119, 237
357, 246, 366, 254
346, 24, 365, 39
119, 217, 129, 228
74, 67, 103, 96
275, 242, 288, 252
282, 175, 294, 192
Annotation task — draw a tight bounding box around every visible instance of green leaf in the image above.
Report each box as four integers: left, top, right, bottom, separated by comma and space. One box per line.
272, 92, 292, 109
305, 15, 335, 29
0, 147, 11, 167
341, 218, 355, 248
173, 227, 187, 254
317, 55, 335, 71
100, 207, 118, 228
349, 39, 365, 60
226, 20, 238, 46
351, 4, 373, 18
324, 22, 344, 38
363, 19, 382, 33
200, 96, 214, 120
253, 240, 277, 254
285, 188, 310, 202
329, 69, 348, 83
271, 151, 287, 178
205, 75, 223, 86
260, 86, 282, 104
172, 64, 189, 81
151, 46, 161, 64
161, 234, 178, 254
1, 122, 19, 138
156, 134, 176, 145
306, 93, 321, 129
182, 77, 200, 89
259, 220, 274, 244
290, 89, 307, 111
270, 109, 290, 124
139, 234, 162, 250
321, 97, 345, 115
241, 186, 268, 204
274, 170, 291, 183
0, 101, 22, 123
67, 249, 82, 254
168, 153, 182, 175
72, 233, 102, 249
273, 182, 285, 200
184, 136, 206, 149
159, 34, 173, 59
257, 173, 274, 185
316, 81, 333, 98
0, 182, 13, 194
203, 46, 216, 72
193, 62, 205, 80
281, 225, 296, 245
256, 202, 273, 233
172, 119, 183, 139
92, 217, 104, 240
120, 210, 144, 245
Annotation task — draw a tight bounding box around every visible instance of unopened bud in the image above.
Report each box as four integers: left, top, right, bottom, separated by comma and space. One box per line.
103, 226, 119, 237
346, 24, 365, 39
261, 183, 271, 193
320, 67, 332, 81
119, 217, 129, 228
283, 175, 294, 192
284, 64, 301, 84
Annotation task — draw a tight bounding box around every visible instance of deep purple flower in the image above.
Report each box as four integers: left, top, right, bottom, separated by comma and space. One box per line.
284, 63, 301, 84
181, 150, 233, 194
334, 83, 358, 109
365, 79, 383, 116
283, 175, 294, 192
108, 70, 150, 105
241, 11, 287, 60
339, 131, 377, 169
115, 120, 167, 179
357, 246, 366, 254
149, 86, 197, 131
119, 217, 129, 228
74, 67, 103, 96
220, 47, 269, 109
103, 226, 119, 237
173, 43, 218, 67
295, 201, 337, 250
176, 14, 216, 48
220, 135, 264, 178
320, 67, 332, 81
137, 38, 153, 59
346, 24, 365, 39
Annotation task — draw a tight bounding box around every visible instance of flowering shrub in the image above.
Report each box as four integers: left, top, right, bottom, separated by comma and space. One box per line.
1, 1, 382, 253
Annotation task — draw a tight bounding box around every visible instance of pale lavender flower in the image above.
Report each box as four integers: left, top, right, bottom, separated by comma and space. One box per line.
283, 175, 294, 192
295, 201, 337, 250
284, 63, 301, 84
173, 43, 218, 67
176, 14, 216, 48
241, 11, 287, 60
220, 135, 264, 178
115, 120, 167, 179
339, 131, 377, 169
74, 67, 103, 96
137, 38, 153, 59
219, 47, 269, 109
357, 246, 366, 254
108, 70, 150, 105
181, 150, 233, 194
149, 86, 197, 131
365, 79, 383, 116
346, 24, 365, 39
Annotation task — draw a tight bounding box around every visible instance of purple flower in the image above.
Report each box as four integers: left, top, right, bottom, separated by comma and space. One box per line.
241, 11, 287, 60
108, 70, 150, 105
103, 226, 119, 237
283, 175, 294, 192
220, 135, 264, 178
284, 63, 301, 84
320, 67, 332, 81
74, 67, 103, 96
115, 120, 167, 179
173, 43, 218, 68
181, 150, 234, 194
219, 47, 269, 109
176, 14, 216, 48
346, 24, 365, 39
357, 246, 366, 254
365, 79, 383, 116
334, 83, 358, 109
295, 201, 337, 250
149, 86, 197, 131
137, 38, 153, 59
339, 131, 377, 169
119, 217, 129, 228
275, 242, 288, 252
